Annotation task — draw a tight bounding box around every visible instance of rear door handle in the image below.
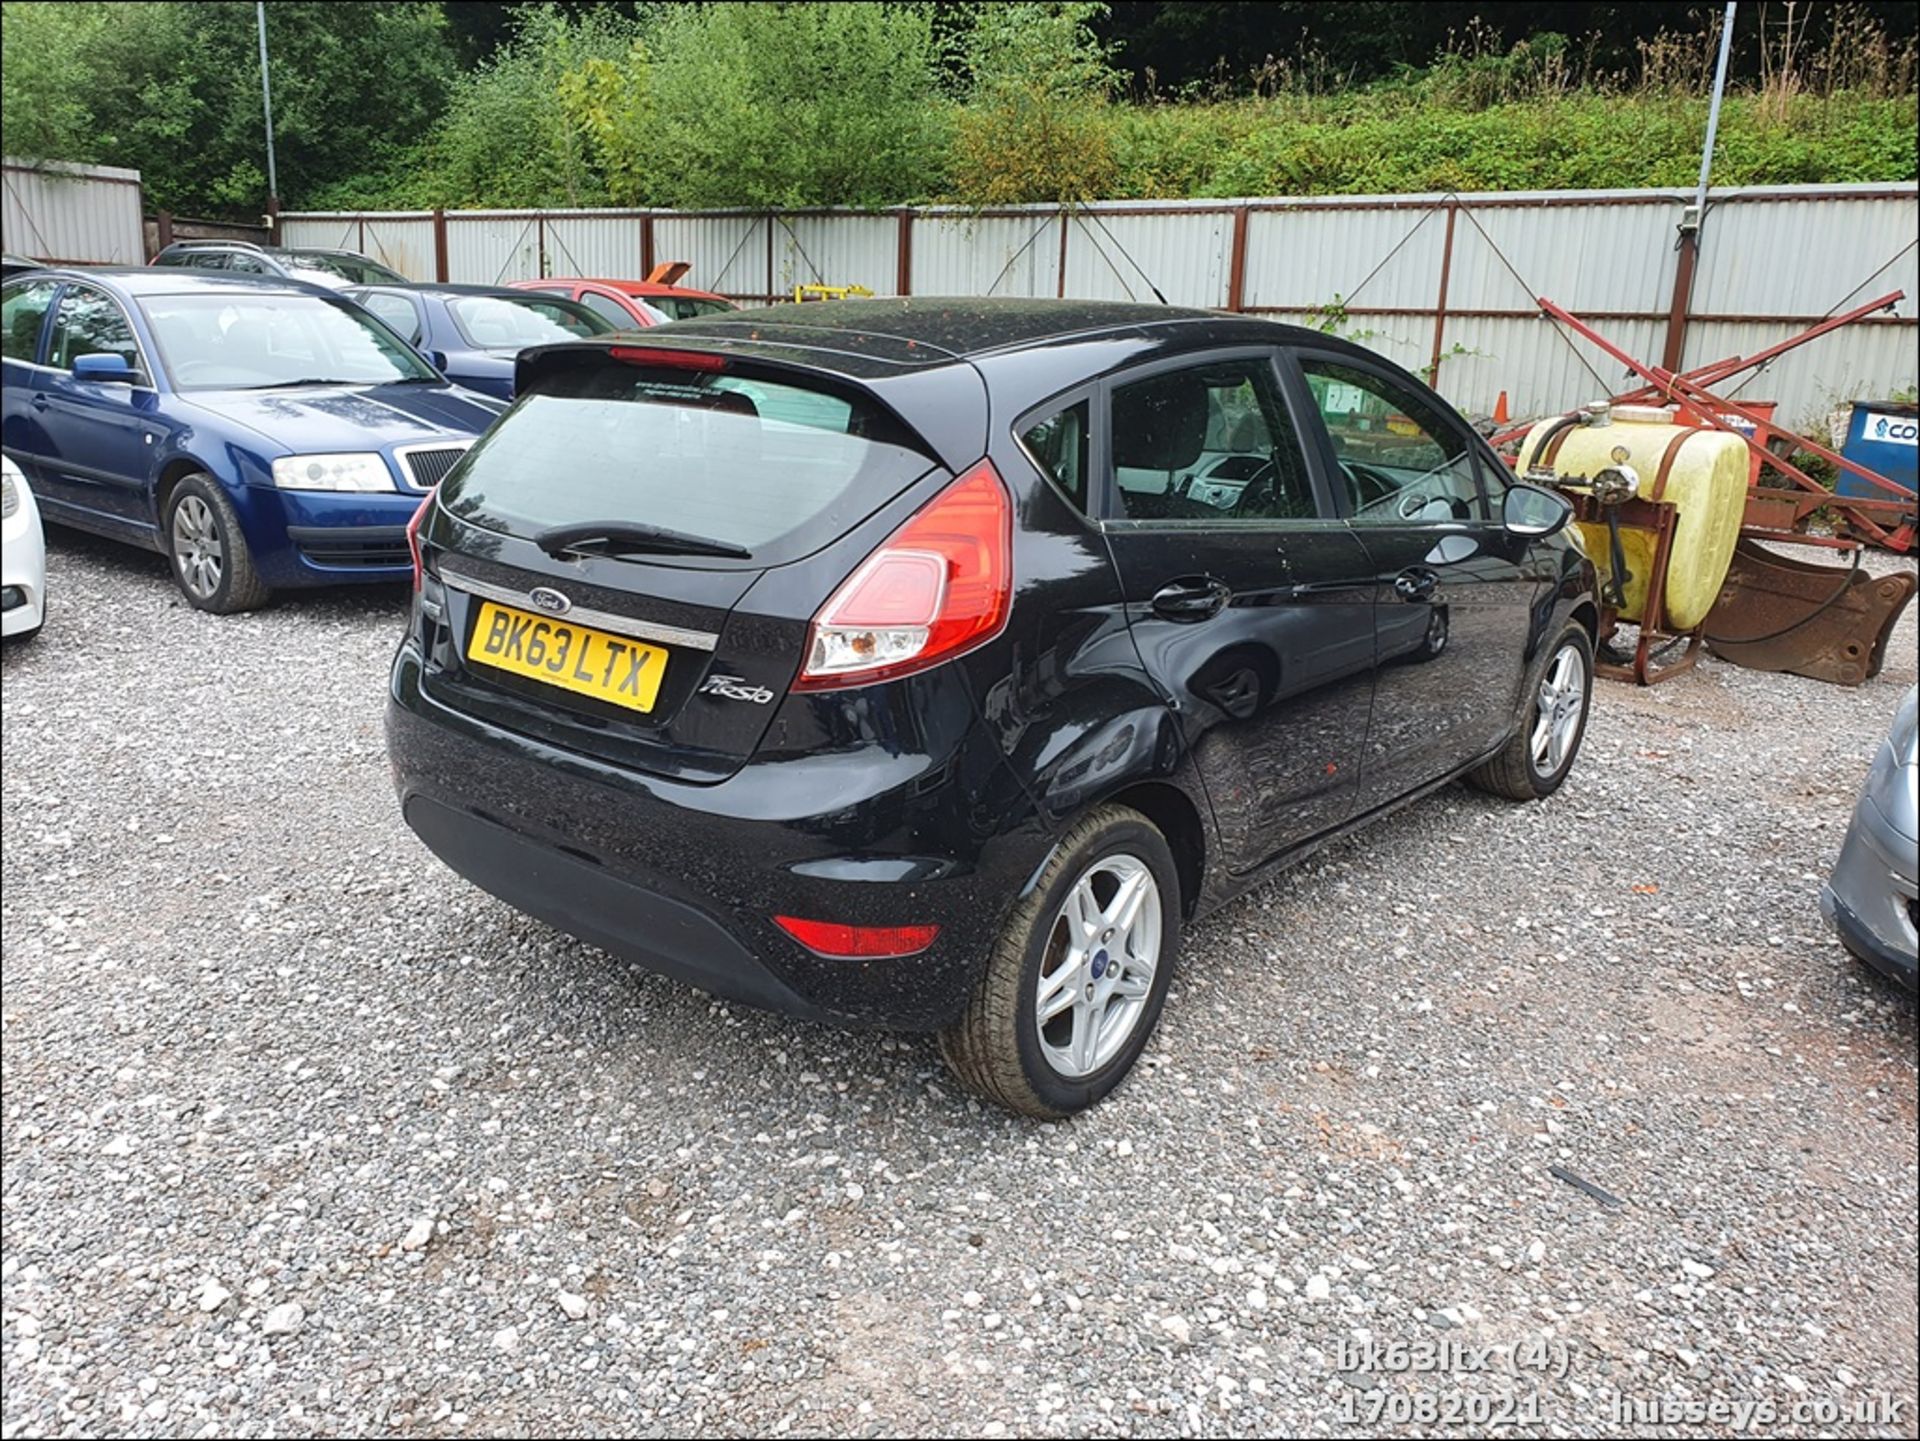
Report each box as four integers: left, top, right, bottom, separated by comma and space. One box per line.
1392, 568, 1438, 603
29, 396, 49, 412
1151, 576, 1231, 623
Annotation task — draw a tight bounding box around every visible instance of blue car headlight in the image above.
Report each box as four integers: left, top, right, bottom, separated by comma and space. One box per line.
272, 453, 396, 492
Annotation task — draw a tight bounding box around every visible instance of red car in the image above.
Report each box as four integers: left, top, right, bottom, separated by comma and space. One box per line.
509, 263, 736, 328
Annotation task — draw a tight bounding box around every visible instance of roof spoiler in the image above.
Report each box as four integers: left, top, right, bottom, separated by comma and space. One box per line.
645, 261, 692, 286
510, 338, 972, 470
515, 338, 729, 398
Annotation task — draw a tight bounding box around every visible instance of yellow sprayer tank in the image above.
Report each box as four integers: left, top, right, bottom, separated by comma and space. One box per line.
1518, 407, 1749, 631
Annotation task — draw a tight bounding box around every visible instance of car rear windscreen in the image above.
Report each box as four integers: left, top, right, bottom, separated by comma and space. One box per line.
440, 362, 936, 561
651, 296, 734, 321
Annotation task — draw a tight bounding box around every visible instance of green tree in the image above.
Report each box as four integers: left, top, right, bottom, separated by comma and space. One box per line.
949, 1, 1120, 207
0, 1, 108, 164
642, 2, 949, 208
2, 2, 456, 214
428, 3, 636, 207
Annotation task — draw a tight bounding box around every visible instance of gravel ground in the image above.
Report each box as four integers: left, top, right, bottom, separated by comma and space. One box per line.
3, 530, 1916, 1440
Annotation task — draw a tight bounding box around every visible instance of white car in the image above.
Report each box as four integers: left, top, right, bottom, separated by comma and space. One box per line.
2, 454, 47, 640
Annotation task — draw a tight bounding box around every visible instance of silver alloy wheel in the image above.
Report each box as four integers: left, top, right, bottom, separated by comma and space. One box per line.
171, 494, 224, 600
1530, 641, 1586, 777
1034, 853, 1162, 1079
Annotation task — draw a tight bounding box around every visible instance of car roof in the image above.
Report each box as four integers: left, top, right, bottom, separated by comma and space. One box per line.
520, 296, 1355, 466
350, 281, 583, 300
537, 276, 730, 302
161, 241, 362, 257
24, 265, 337, 298
645, 296, 1328, 368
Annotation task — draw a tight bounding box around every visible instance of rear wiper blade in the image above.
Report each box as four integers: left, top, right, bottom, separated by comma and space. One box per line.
533, 520, 753, 561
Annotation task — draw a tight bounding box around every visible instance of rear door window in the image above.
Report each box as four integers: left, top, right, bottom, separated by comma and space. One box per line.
1108, 356, 1320, 522
441, 360, 935, 563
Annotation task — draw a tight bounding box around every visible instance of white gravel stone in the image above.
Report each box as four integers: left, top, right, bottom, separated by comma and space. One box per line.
1, 536, 1914, 1439
556, 1291, 588, 1321
261, 1302, 305, 1336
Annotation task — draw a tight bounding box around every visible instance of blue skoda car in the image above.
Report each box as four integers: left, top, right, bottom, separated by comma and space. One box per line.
0, 267, 505, 613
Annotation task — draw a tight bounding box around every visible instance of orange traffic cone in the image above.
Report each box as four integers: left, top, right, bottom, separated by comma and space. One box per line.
1493, 390, 1510, 425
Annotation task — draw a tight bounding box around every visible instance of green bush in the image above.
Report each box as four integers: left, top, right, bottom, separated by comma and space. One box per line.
3, 1, 1913, 215
948, 2, 1119, 207
1193, 90, 1917, 197
425, 4, 633, 208
642, 2, 949, 209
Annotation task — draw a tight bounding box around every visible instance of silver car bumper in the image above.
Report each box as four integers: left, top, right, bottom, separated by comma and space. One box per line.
1822, 768, 1918, 991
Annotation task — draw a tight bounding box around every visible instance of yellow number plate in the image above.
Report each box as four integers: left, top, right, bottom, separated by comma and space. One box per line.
466, 600, 668, 713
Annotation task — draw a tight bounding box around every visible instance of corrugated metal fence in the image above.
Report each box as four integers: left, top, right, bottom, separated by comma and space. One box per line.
2, 157, 146, 267
286, 182, 1914, 422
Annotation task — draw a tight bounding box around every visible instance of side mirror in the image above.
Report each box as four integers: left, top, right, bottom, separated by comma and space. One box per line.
427, 350, 449, 372
1502, 481, 1573, 538
73, 352, 135, 384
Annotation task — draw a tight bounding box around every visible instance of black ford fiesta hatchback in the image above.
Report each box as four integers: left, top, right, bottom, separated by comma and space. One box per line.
388, 298, 1598, 1116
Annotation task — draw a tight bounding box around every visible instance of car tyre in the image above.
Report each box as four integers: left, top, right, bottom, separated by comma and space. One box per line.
1468, 620, 1594, 800
165, 475, 270, 614
940, 804, 1182, 1118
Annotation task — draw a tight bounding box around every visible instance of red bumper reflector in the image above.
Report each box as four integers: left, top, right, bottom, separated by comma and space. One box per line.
773, 916, 940, 959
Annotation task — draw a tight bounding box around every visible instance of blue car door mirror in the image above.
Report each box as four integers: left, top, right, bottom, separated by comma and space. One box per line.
72, 352, 136, 384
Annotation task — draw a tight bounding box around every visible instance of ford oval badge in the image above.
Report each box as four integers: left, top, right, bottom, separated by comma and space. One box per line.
528, 586, 572, 616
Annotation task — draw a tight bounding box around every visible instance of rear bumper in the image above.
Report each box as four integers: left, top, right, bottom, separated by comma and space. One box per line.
404, 792, 835, 1019
386, 643, 1054, 1029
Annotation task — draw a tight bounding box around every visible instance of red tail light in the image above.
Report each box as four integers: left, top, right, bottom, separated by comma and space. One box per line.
773, 916, 940, 959
794, 459, 1012, 690
608, 346, 729, 372
405, 487, 435, 591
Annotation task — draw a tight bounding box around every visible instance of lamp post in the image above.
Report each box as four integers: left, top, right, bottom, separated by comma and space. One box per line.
1660, 1, 1737, 371
257, 1, 280, 240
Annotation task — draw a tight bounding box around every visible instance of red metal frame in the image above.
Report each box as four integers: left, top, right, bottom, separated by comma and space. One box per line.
1489, 291, 1906, 451
1496, 296, 1915, 553
1565, 490, 1703, 685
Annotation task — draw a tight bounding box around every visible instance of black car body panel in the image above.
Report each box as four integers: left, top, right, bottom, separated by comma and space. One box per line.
390, 299, 1598, 1029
